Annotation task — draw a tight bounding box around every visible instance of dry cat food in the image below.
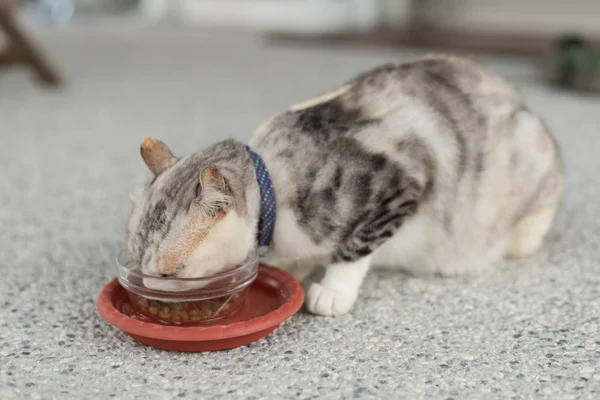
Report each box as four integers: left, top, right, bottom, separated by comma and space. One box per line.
129, 292, 242, 324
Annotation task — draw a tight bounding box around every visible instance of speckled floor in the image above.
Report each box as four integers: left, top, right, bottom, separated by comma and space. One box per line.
1, 27, 600, 399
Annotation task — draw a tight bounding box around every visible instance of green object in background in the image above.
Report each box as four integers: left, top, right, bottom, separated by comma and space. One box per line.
545, 35, 600, 93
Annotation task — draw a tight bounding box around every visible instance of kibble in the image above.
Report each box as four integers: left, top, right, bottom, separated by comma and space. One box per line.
130, 292, 240, 324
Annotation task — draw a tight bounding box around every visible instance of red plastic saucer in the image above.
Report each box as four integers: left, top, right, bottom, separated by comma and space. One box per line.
97, 264, 304, 352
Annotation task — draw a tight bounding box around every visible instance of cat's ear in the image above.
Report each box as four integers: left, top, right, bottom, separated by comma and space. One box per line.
140, 136, 177, 176
195, 167, 233, 210
200, 167, 228, 193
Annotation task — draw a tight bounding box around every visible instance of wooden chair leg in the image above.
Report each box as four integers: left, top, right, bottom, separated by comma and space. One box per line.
0, 43, 26, 66
0, 4, 62, 86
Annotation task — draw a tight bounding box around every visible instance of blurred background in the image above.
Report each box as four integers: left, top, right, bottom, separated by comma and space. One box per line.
8, 0, 600, 46
3, 0, 600, 90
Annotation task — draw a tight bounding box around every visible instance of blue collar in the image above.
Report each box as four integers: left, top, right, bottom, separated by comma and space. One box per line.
247, 147, 276, 247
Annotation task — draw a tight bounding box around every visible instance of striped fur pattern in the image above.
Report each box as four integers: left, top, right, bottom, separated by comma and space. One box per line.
127, 54, 564, 313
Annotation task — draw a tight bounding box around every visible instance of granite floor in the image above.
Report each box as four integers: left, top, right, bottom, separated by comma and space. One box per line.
1, 27, 600, 399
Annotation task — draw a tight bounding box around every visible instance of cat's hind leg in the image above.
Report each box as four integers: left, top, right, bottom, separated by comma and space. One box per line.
306, 256, 371, 317
506, 205, 558, 259
505, 110, 564, 259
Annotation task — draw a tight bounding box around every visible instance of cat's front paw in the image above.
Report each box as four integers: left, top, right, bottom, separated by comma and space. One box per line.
306, 283, 357, 316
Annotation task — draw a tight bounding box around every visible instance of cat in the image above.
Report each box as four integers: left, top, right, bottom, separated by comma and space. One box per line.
126, 54, 564, 317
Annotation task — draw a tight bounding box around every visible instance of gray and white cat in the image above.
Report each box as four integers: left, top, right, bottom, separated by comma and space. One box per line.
127, 54, 564, 316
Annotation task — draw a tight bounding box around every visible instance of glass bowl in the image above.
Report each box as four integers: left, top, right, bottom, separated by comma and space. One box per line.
116, 251, 259, 325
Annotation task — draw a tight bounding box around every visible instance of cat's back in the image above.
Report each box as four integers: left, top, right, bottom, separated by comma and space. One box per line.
343, 54, 522, 117
253, 54, 527, 179
254, 54, 522, 145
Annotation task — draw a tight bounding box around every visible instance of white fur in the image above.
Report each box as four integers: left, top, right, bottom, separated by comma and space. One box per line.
267, 208, 330, 265
306, 256, 371, 316
506, 206, 556, 259
143, 209, 255, 291
186, 211, 255, 277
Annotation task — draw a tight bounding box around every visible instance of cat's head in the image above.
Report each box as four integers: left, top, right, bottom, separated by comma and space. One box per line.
126, 137, 258, 289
